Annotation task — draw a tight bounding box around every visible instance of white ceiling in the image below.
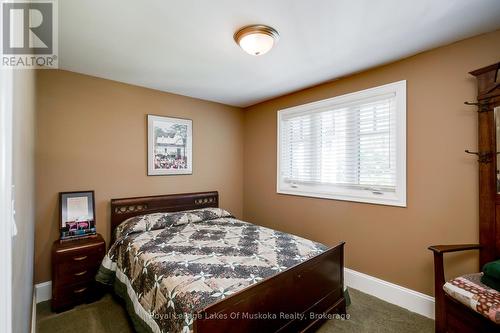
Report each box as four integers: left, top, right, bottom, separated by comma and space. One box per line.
59, 0, 500, 107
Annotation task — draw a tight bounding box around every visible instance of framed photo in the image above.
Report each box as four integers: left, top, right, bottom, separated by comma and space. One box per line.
148, 115, 193, 175
59, 191, 96, 240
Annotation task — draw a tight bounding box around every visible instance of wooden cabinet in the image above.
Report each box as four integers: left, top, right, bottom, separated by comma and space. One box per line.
51, 234, 105, 312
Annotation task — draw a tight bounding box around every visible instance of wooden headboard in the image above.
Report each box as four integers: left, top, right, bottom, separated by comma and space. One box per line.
110, 191, 218, 238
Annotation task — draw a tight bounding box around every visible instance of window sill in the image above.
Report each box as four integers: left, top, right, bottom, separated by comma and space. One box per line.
276, 188, 407, 207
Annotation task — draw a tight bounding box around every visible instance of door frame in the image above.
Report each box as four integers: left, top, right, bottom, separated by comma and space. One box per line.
0, 67, 14, 333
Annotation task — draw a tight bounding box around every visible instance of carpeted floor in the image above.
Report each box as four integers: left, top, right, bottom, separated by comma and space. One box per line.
37, 288, 433, 333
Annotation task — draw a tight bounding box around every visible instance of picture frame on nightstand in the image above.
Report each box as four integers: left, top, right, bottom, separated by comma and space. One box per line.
59, 190, 96, 240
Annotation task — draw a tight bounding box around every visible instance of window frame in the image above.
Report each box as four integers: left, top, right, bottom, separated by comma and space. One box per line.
276, 80, 407, 207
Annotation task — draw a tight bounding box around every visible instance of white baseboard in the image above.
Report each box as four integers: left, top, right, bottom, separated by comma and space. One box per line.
35, 281, 51, 304
35, 269, 436, 319
344, 268, 435, 319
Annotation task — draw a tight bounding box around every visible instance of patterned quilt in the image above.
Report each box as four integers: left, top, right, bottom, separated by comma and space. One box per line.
443, 273, 500, 324
96, 208, 327, 333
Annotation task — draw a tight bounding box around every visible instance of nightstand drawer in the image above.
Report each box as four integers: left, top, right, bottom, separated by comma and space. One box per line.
56, 265, 99, 286
57, 243, 103, 261
52, 281, 96, 310
56, 250, 104, 276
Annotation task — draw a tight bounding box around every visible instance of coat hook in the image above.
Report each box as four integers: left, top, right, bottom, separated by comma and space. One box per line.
465, 150, 498, 163
464, 100, 490, 113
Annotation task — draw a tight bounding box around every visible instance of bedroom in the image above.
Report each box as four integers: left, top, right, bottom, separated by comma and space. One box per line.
1, 0, 500, 332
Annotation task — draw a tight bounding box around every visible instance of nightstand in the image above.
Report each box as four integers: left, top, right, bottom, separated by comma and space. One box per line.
51, 234, 105, 312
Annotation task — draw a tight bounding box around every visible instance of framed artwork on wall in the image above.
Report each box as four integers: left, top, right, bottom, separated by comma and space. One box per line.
147, 115, 193, 175
59, 190, 96, 240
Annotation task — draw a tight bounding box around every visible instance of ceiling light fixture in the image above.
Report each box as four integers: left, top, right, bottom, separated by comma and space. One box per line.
234, 25, 279, 56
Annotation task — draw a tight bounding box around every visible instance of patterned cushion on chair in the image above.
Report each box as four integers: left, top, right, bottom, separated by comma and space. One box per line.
443, 273, 500, 324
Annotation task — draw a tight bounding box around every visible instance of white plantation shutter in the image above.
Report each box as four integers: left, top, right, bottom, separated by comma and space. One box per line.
278, 81, 406, 206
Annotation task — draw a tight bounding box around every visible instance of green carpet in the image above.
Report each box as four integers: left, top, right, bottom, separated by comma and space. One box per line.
37, 289, 433, 333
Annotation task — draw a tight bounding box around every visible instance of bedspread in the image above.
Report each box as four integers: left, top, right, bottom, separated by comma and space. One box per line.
97, 208, 327, 333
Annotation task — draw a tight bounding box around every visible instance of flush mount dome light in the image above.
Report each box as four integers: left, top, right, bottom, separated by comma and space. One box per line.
234, 25, 279, 56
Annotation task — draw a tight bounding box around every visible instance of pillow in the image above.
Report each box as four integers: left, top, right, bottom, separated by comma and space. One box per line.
115, 207, 232, 239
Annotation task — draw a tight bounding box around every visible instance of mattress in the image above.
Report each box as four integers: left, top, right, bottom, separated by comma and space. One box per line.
97, 208, 327, 333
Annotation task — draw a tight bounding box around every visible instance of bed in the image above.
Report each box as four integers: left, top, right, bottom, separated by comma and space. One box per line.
97, 191, 345, 333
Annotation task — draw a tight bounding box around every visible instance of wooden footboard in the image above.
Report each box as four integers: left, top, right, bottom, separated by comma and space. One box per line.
194, 242, 345, 333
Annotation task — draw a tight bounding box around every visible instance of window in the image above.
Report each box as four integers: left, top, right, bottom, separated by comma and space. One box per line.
277, 81, 406, 206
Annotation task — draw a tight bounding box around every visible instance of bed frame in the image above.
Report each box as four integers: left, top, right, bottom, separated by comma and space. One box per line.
110, 191, 346, 333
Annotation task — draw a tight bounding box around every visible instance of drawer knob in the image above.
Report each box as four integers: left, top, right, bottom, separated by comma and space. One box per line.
73, 255, 88, 261
74, 270, 87, 276
73, 287, 87, 294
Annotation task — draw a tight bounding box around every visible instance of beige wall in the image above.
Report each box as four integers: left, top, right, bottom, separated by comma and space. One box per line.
35, 70, 244, 283
243, 30, 500, 296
